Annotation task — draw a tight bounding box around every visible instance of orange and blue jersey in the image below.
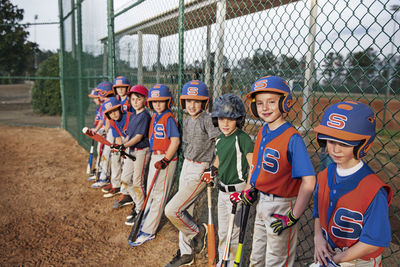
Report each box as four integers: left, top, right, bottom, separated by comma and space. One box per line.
313, 163, 392, 260
93, 105, 102, 127
249, 122, 315, 197
149, 109, 180, 152
109, 111, 133, 138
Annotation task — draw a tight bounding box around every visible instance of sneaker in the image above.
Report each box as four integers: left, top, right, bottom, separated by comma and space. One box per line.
112, 194, 133, 209
88, 174, 97, 181
165, 249, 194, 267
103, 187, 121, 198
190, 223, 207, 254
125, 209, 137, 226
91, 179, 109, 188
126, 207, 136, 220
101, 183, 113, 193
129, 231, 155, 247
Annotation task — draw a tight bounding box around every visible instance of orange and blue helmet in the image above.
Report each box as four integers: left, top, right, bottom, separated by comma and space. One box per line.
246, 76, 293, 117
180, 80, 209, 110
96, 81, 114, 97
147, 84, 173, 110
314, 101, 376, 159
88, 88, 100, 98
103, 97, 123, 119
112, 76, 130, 95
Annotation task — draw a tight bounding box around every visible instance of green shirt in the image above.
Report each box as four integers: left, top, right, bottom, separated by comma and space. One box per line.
216, 128, 254, 185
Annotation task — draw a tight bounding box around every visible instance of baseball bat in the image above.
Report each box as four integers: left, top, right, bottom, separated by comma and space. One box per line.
207, 184, 217, 267
221, 202, 238, 267
86, 138, 95, 175
95, 142, 104, 181
233, 203, 251, 267
128, 168, 161, 244
82, 127, 136, 161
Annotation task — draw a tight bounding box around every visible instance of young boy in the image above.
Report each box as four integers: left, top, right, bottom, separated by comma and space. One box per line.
112, 76, 130, 112
312, 101, 392, 267
130, 84, 180, 247
116, 85, 152, 224
164, 80, 220, 266
201, 93, 254, 267
87, 86, 102, 179
242, 76, 316, 266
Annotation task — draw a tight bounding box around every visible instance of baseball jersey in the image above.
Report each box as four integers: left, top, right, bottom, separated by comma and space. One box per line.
216, 128, 254, 185
100, 99, 110, 125
182, 112, 220, 162
313, 163, 392, 260
109, 111, 132, 138
249, 122, 315, 197
125, 109, 151, 149
119, 96, 130, 112
149, 109, 180, 152
93, 105, 102, 127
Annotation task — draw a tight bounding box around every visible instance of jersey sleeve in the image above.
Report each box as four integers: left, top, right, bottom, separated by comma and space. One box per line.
288, 134, 316, 179
239, 131, 254, 156
204, 115, 220, 139
313, 181, 319, 218
359, 188, 391, 247
166, 117, 180, 138
110, 124, 119, 138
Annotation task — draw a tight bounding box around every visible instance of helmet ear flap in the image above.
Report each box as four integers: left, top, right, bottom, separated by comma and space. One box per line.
148, 102, 154, 110
250, 101, 259, 118
316, 133, 327, 148
212, 117, 218, 127
237, 117, 245, 128
180, 99, 186, 110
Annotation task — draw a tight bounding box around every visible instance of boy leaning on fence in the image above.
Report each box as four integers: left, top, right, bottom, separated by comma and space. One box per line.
311, 101, 392, 267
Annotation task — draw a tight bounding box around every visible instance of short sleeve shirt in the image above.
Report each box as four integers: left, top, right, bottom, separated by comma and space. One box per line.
126, 109, 151, 149
216, 129, 254, 185
182, 112, 220, 163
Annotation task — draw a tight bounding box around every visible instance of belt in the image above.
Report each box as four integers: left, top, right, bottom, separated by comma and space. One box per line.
187, 158, 202, 164
218, 182, 246, 193
260, 191, 282, 198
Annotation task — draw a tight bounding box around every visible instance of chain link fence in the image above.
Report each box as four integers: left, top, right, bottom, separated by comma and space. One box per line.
59, 0, 399, 265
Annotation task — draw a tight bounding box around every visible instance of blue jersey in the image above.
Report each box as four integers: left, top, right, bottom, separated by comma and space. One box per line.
126, 110, 151, 149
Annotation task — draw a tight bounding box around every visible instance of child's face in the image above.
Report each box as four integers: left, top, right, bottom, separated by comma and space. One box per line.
115, 86, 128, 97
185, 99, 202, 117
218, 117, 237, 136
152, 100, 167, 114
130, 94, 146, 111
255, 92, 284, 127
326, 140, 359, 169
108, 109, 121, 121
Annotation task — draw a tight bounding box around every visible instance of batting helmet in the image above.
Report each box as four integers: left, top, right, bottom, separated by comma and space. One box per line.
127, 85, 148, 105
211, 94, 246, 128
103, 97, 123, 119
314, 101, 376, 159
88, 88, 100, 98
96, 81, 114, 97
112, 76, 131, 95
180, 80, 209, 110
147, 84, 173, 110
246, 76, 293, 117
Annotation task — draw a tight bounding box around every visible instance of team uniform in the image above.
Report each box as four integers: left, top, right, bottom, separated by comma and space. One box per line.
313, 101, 393, 267
113, 76, 131, 112
165, 81, 220, 265
245, 76, 315, 267
132, 84, 180, 246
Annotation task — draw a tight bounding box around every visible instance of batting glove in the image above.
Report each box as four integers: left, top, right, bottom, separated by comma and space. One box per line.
229, 192, 241, 204
155, 157, 170, 169
240, 187, 258, 206
270, 209, 298, 235
201, 166, 218, 184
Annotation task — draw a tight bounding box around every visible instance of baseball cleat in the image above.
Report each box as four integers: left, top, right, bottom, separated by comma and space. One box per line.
190, 223, 208, 254
91, 179, 109, 188
165, 249, 194, 267
129, 231, 155, 247
103, 187, 121, 198
112, 194, 133, 209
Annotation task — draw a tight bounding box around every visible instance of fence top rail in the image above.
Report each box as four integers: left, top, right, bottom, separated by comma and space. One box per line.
100, 0, 297, 42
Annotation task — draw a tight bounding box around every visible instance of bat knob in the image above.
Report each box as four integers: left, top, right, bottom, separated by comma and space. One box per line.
82, 127, 89, 134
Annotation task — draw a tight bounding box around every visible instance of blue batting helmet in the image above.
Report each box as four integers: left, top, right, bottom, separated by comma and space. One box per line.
180, 80, 209, 110
314, 101, 376, 159
147, 84, 173, 110
96, 81, 114, 97
112, 76, 130, 95
103, 97, 123, 119
247, 76, 293, 117
211, 94, 246, 128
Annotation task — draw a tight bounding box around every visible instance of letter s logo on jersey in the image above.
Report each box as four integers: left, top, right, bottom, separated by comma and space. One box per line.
262, 148, 280, 174
331, 208, 363, 240
187, 87, 198, 96
154, 124, 166, 139
327, 113, 347, 129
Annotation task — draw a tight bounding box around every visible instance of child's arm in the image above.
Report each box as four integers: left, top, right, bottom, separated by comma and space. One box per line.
314, 218, 334, 265
332, 242, 380, 264
165, 137, 180, 161
123, 134, 143, 148
292, 175, 315, 218
244, 152, 253, 190
92, 120, 103, 133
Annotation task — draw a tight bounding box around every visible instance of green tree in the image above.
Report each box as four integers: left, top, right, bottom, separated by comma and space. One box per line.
322, 52, 344, 86
0, 0, 38, 79
31, 54, 61, 115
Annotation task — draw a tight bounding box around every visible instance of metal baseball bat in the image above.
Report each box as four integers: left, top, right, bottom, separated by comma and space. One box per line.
86, 138, 94, 175
233, 203, 251, 267
221, 202, 238, 267
207, 184, 217, 267
95, 142, 104, 182
128, 168, 161, 244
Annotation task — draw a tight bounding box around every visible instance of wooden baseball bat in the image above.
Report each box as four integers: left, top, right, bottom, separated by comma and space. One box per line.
82, 127, 136, 161
221, 202, 238, 267
233, 203, 251, 267
207, 184, 217, 267
86, 138, 95, 175
128, 168, 161, 244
